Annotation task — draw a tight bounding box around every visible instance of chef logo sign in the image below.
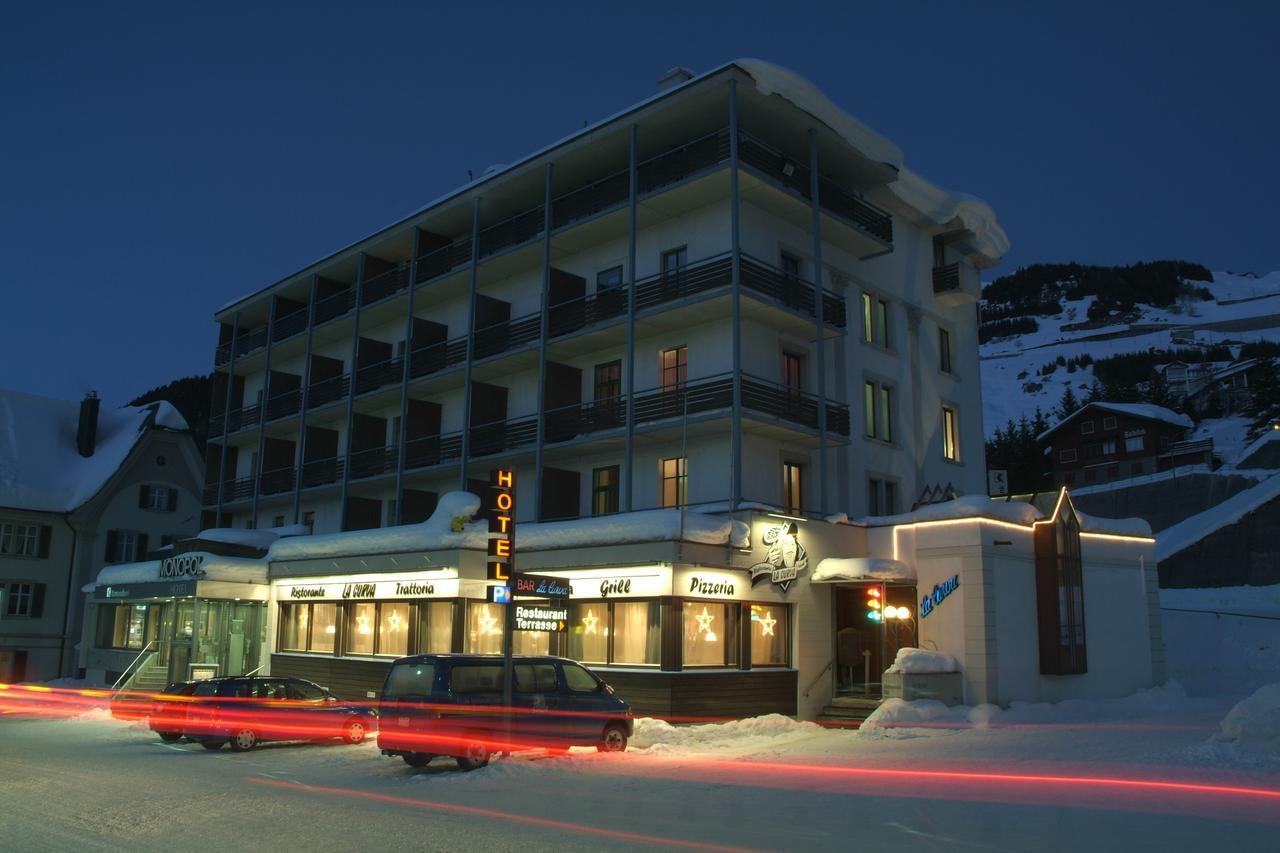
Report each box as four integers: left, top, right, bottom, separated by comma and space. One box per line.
749, 522, 808, 593
487, 468, 515, 582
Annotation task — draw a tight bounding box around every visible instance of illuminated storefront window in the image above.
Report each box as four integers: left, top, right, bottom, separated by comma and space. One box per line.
281, 599, 450, 657
467, 602, 504, 654
682, 602, 737, 667
750, 604, 787, 665
309, 602, 337, 653
567, 601, 660, 666
417, 601, 453, 654
347, 602, 377, 656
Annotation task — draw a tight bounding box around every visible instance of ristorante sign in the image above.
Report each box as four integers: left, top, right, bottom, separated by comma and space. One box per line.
277, 577, 457, 601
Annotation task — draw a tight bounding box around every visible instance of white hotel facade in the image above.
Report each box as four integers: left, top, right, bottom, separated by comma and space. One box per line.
80, 62, 1163, 720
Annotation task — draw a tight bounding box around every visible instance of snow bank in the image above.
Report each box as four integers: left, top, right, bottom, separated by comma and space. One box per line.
93, 553, 269, 587
885, 168, 1010, 262
0, 390, 188, 513
1156, 472, 1280, 561
1161, 584, 1280, 695
861, 683, 1193, 732
885, 647, 958, 674
518, 510, 750, 551
269, 491, 485, 560
811, 557, 913, 582
193, 524, 310, 550
631, 714, 822, 752
1215, 683, 1280, 754
861, 494, 1039, 527
1075, 511, 1152, 537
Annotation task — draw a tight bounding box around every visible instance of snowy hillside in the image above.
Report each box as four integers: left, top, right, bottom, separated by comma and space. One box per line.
981, 270, 1280, 450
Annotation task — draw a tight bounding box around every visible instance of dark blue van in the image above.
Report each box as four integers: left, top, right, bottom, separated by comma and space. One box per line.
377, 654, 634, 770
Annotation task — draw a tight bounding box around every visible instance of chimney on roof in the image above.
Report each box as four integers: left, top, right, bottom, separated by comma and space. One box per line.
77, 391, 100, 458
657, 67, 695, 92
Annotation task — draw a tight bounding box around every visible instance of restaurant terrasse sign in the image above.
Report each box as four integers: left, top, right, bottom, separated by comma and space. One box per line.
514, 605, 567, 633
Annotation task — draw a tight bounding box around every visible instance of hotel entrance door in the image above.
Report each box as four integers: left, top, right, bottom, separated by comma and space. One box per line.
833, 583, 917, 697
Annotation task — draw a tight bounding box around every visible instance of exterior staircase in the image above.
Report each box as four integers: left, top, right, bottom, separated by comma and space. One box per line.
109, 653, 168, 719
816, 696, 884, 728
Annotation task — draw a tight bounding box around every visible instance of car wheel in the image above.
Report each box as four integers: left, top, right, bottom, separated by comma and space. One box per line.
343, 719, 368, 745
156, 731, 182, 743
402, 752, 432, 768
229, 728, 258, 752
597, 724, 628, 753
455, 742, 491, 771
201, 739, 226, 751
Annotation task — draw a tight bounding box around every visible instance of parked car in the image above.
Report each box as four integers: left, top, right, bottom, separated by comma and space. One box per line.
175, 676, 377, 752
148, 680, 199, 741
377, 654, 634, 770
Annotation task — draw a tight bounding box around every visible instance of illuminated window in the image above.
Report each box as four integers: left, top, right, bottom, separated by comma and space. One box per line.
750, 604, 788, 665
466, 602, 504, 654
309, 602, 337, 653
347, 602, 377, 656
94, 602, 144, 648
661, 346, 687, 390
592, 466, 620, 516
567, 601, 659, 666
279, 601, 338, 653
862, 294, 890, 347
782, 352, 804, 392
942, 407, 960, 461
416, 601, 453, 654
865, 381, 893, 442
783, 462, 803, 513
682, 602, 737, 667
660, 457, 687, 508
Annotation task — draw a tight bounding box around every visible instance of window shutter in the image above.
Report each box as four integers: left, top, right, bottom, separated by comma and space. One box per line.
31, 583, 45, 618
105, 530, 118, 563
166, 488, 178, 512
138, 484, 149, 509
38, 526, 52, 558
136, 533, 149, 561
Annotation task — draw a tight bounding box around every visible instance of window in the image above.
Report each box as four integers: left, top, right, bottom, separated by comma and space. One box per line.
942, 407, 960, 461
867, 478, 896, 516
95, 602, 147, 647
1102, 440, 1117, 455
1034, 501, 1086, 675
303, 511, 315, 534
594, 360, 621, 403
467, 602, 505, 654
515, 664, 559, 693
783, 462, 803, 513
451, 664, 503, 694
782, 352, 804, 392
750, 604, 788, 665
780, 252, 801, 278
1102, 416, 1117, 430
864, 381, 893, 442
105, 530, 146, 564
346, 601, 410, 657
562, 662, 600, 692
661, 246, 687, 277
288, 681, 328, 701
568, 601, 661, 665
279, 602, 338, 653
661, 346, 687, 390
682, 602, 737, 667
1080, 421, 1095, 435
862, 294, 890, 347
0, 522, 45, 557
139, 484, 177, 512
939, 327, 953, 374
660, 457, 687, 508
383, 662, 436, 702
416, 601, 453, 654
1125, 431, 1145, 452
1059, 448, 1078, 463
592, 466, 620, 516
597, 265, 623, 291
6, 582, 43, 618
272, 515, 285, 528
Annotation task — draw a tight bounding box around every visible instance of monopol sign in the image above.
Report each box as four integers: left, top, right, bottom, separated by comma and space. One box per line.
514, 605, 567, 633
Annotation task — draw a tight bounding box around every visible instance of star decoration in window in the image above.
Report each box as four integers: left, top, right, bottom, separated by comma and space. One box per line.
758, 610, 776, 637
582, 609, 600, 635
386, 609, 403, 632
477, 606, 500, 636
695, 606, 715, 634
356, 613, 372, 635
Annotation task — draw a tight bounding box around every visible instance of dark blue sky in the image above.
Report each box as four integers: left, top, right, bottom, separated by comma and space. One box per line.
2, 1, 1276, 407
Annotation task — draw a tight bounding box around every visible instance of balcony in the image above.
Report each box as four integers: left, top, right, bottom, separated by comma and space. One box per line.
226, 403, 261, 434
414, 240, 473, 285
355, 357, 404, 395
405, 432, 464, 470
272, 307, 309, 343
931, 262, 980, 306
307, 374, 350, 409
314, 288, 356, 325
348, 445, 399, 480
259, 467, 296, 496
409, 337, 468, 379
264, 389, 302, 422
468, 415, 539, 458
543, 398, 627, 444
300, 456, 344, 490
361, 264, 411, 306
473, 312, 541, 361
739, 255, 846, 327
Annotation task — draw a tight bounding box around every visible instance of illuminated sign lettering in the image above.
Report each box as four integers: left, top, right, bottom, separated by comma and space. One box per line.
512, 574, 572, 599
289, 586, 326, 599
514, 605, 568, 633
919, 575, 959, 618
688, 576, 736, 597
487, 468, 516, 582
599, 577, 632, 598
158, 554, 205, 579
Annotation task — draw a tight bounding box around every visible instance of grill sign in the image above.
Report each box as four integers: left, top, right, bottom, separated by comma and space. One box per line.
158, 554, 205, 579
487, 468, 516, 582
514, 605, 567, 633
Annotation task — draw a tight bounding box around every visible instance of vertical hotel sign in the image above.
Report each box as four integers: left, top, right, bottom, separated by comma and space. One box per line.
487, 468, 515, 582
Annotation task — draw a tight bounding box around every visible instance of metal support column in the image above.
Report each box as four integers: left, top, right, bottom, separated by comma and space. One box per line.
532, 164, 553, 521
458, 198, 481, 490
291, 275, 319, 524
624, 125, 638, 512
214, 312, 240, 522
249, 298, 278, 528
394, 233, 421, 526
728, 79, 743, 511
808, 129, 830, 514
338, 256, 366, 530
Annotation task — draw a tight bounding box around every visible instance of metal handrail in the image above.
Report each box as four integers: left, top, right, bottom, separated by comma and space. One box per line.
110, 641, 156, 692
802, 659, 833, 698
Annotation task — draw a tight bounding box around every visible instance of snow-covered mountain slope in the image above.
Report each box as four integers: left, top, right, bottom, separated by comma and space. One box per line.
981, 270, 1280, 440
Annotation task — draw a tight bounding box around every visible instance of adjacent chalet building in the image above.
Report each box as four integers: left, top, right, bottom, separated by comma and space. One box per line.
1040, 402, 1206, 488
78, 62, 1164, 720
0, 390, 202, 683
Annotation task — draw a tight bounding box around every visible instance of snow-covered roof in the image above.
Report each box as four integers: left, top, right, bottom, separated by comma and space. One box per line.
1038, 402, 1194, 442
219, 59, 1007, 316
0, 390, 188, 513
193, 524, 310, 551
268, 491, 753, 563
860, 495, 1041, 527
812, 557, 914, 582
89, 552, 268, 590
1075, 511, 1152, 537
1156, 472, 1280, 561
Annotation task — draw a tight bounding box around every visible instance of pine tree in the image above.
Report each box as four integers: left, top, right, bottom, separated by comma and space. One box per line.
1056, 384, 1080, 420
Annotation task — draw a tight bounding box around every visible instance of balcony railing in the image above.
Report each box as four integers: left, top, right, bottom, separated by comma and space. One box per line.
226, 403, 261, 433
259, 466, 296, 496
739, 255, 847, 327
348, 445, 399, 480
414, 240, 473, 284
300, 456, 344, 489
355, 357, 404, 395
552, 168, 629, 230
634, 254, 733, 310
542, 397, 627, 444
314, 289, 355, 325
264, 389, 302, 422
409, 337, 468, 379
548, 286, 628, 338
639, 128, 730, 195
473, 312, 541, 360
272, 307, 309, 342
405, 432, 464, 470
361, 265, 410, 306
469, 414, 539, 458
931, 263, 961, 295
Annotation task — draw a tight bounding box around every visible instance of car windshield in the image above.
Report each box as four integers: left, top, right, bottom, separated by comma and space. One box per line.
383, 662, 436, 700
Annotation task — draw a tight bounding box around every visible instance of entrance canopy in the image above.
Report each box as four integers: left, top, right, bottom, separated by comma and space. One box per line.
86, 552, 270, 601
811, 557, 913, 583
